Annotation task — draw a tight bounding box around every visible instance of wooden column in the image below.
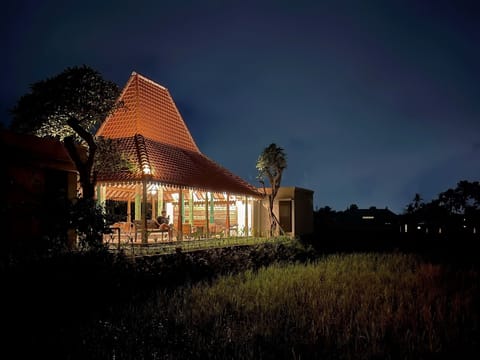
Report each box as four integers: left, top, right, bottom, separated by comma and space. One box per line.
189, 190, 194, 225
244, 196, 249, 236
134, 184, 141, 221
127, 198, 132, 224
157, 187, 164, 214
205, 191, 209, 237
96, 185, 106, 209
151, 189, 156, 220
226, 193, 230, 237
142, 177, 148, 244
209, 192, 214, 224
177, 190, 183, 241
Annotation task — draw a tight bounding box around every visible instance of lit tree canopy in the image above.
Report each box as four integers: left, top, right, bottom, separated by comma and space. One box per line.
10, 65, 123, 200
256, 143, 287, 236
10, 65, 120, 139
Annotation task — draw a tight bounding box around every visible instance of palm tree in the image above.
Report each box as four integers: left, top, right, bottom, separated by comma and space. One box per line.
256, 143, 287, 236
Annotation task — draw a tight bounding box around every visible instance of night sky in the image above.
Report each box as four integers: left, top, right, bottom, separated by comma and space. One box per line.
2, 0, 479, 213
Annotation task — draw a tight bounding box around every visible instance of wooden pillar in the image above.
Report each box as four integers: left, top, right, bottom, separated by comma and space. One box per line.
177, 190, 183, 241
127, 198, 132, 224
244, 196, 249, 236
157, 187, 164, 214
151, 189, 156, 220
181, 190, 186, 224
189, 190, 194, 225
142, 177, 148, 244
206, 192, 215, 237
209, 192, 214, 224
226, 193, 230, 237
96, 185, 106, 208
205, 191, 209, 237
135, 184, 141, 221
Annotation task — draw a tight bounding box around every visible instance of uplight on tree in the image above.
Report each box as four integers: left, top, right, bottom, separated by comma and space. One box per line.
256, 143, 287, 237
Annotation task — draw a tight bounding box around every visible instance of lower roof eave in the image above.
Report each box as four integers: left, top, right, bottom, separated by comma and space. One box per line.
96, 179, 261, 198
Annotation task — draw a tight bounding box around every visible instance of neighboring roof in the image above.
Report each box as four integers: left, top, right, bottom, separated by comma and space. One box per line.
0, 130, 77, 172
259, 187, 314, 196
345, 208, 398, 216
96, 134, 259, 196
96, 72, 199, 153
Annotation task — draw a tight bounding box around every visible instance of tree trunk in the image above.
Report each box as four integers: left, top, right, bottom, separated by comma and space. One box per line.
64, 118, 101, 246
268, 194, 278, 237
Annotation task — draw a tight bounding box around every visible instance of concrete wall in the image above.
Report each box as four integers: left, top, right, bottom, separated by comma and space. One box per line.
253, 186, 314, 237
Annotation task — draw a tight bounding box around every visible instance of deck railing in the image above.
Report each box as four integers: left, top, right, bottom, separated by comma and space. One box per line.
107, 235, 293, 256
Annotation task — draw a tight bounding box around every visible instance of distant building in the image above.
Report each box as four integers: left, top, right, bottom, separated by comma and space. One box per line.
338, 207, 399, 233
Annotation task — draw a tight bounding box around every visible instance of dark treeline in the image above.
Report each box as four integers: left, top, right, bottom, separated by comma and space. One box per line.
308, 180, 480, 264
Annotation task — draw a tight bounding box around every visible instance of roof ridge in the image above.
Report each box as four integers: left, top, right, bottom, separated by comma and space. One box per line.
132, 71, 167, 90
96, 72, 200, 153
134, 134, 151, 175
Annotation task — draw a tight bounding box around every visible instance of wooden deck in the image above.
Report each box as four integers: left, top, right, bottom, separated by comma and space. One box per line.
104, 234, 293, 256
104, 221, 239, 248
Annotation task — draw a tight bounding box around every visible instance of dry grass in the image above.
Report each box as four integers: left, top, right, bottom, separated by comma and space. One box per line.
80, 253, 479, 359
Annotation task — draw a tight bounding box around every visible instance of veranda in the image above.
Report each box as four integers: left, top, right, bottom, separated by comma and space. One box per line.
95, 72, 263, 248
99, 182, 258, 246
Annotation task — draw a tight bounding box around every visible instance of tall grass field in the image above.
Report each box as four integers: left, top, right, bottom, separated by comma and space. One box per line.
78, 253, 478, 359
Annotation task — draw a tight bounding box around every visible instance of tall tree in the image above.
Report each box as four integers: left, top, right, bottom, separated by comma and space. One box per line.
406, 193, 424, 214
256, 143, 287, 236
10, 66, 125, 248
10, 65, 122, 200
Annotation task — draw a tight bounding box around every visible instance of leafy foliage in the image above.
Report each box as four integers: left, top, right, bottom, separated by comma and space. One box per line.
9, 66, 128, 247
256, 143, 287, 187
95, 137, 133, 173
405, 180, 480, 234
9, 65, 124, 201
10, 65, 120, 139
68, 198, 112, 251
256, 143, 287, 236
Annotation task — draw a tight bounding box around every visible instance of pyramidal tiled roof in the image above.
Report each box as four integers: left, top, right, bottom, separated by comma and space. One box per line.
96, 73, 260, 197
97, 135, 259, 196
97, 72, 199, 152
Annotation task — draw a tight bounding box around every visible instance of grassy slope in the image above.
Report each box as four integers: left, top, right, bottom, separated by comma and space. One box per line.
78, 252, 479, 360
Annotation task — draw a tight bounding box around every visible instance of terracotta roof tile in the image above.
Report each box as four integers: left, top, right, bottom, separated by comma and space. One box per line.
97, 72, 199, 152
96, 72, 259, 197
96, 135, 259, 196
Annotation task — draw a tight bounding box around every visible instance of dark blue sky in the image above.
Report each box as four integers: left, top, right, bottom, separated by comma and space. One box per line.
2, 0, 480, 213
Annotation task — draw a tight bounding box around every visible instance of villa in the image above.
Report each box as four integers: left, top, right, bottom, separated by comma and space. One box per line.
95, 72, 313, 243
2, 72, 314, 250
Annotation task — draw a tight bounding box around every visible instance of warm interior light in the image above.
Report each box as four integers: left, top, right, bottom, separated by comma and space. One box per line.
193, 192, 200, 202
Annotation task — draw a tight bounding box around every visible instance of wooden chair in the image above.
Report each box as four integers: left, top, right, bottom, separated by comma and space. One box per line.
134, 220, 170, 242
182, 223, 192, 240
